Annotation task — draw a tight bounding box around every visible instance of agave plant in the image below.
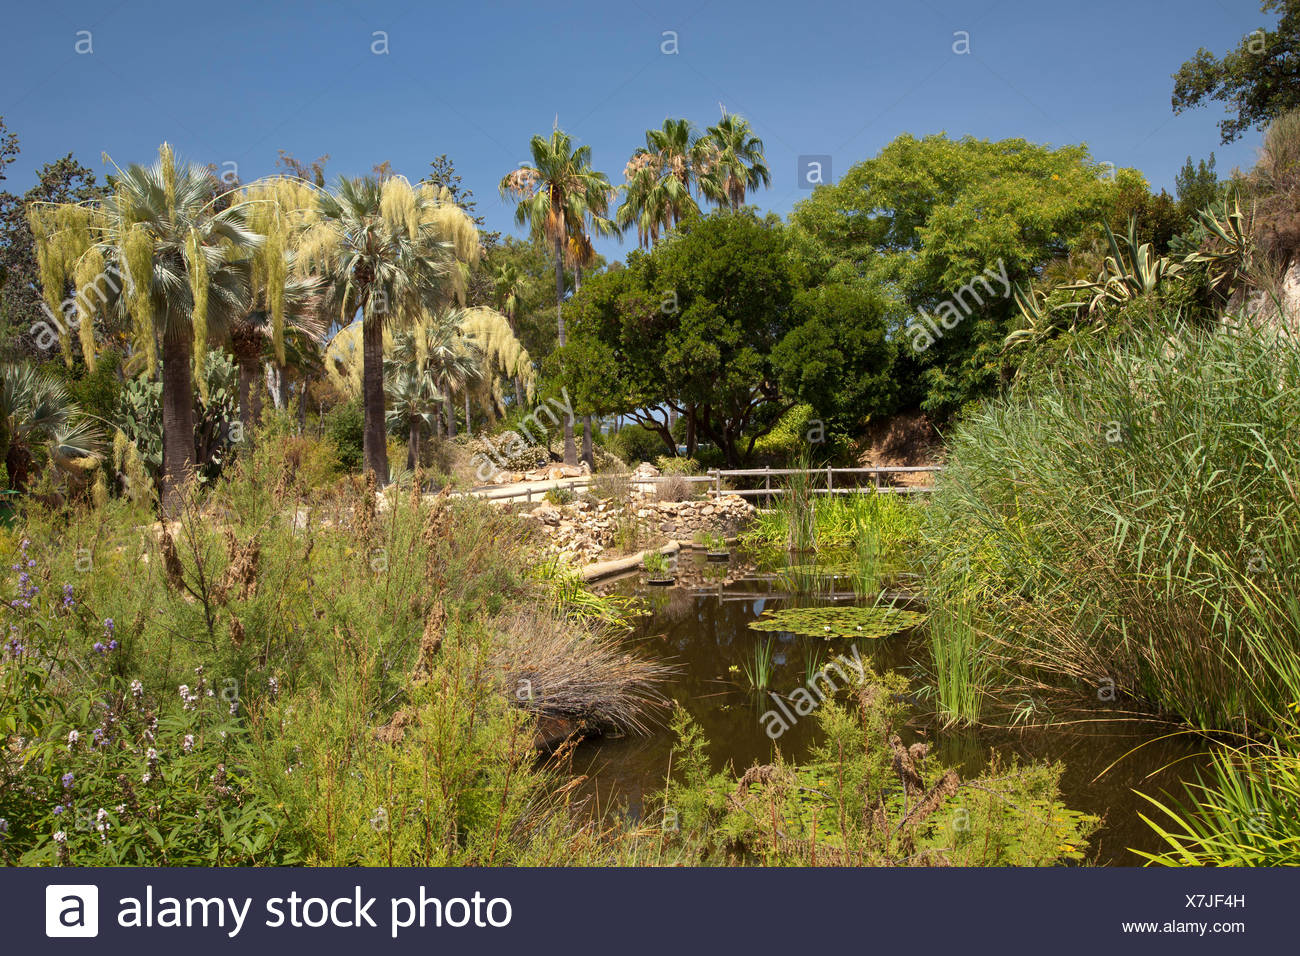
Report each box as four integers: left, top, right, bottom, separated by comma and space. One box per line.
1061, 217, 1184, 316
1182, 197, 1256, 299
0, 363, 103, 492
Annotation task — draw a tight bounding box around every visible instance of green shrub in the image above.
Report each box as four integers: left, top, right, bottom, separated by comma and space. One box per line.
652, 667, 1096, 865
322, 399, 364, 471
611, 424, 665, 465
655, 455, 701, 476
544, 486, 575, 506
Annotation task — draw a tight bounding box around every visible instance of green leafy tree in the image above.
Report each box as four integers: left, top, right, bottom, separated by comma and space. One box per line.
560, 211, 799, 466
1175, 154, 1223, 220
1172, 1, 1300, 143
770, 281, 900, 437
790, 132, 1135, 416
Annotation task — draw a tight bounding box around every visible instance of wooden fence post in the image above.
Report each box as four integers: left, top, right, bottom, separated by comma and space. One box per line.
827, 466, 833, 495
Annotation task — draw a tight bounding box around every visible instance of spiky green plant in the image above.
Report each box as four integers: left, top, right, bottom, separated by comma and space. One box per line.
0, 363, 103, 492
927, 318, 1300, 731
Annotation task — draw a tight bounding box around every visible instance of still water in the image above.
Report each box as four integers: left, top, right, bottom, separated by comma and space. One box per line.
578, 549, 1209, 866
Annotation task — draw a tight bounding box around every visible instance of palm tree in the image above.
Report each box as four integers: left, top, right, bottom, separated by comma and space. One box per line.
297, 176, 480, 482
327, 304, 528, 460
0, 363, 103, 492
491, 261, 533, 406
28, 144, 258, 513
227, 272, 325, 442
699, 111, 771, 211
617, 118, 705, 248
500, 128, 613, 465
565, 230, 604, 468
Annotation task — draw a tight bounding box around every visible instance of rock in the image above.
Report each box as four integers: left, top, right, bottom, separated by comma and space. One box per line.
633, 461, 661, 478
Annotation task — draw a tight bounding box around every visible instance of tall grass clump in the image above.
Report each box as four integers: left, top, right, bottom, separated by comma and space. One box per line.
927, 573, 993, 727
1137, 731, 1300, 866
924, 318, 1300, 732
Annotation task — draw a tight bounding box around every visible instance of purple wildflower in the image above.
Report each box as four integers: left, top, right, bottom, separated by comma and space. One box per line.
61, 772, 74, 789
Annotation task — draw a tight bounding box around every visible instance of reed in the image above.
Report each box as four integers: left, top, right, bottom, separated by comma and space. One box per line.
741, 637, 776, 692
925, 318, 1300, 732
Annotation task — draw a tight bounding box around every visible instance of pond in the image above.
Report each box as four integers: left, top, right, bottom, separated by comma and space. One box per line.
578, 549, 1210, 866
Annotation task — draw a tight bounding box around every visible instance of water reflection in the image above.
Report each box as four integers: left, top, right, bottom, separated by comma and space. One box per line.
577, 550, 1208, 865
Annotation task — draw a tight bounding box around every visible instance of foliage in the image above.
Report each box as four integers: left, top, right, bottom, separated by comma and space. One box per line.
0, 144, 103, 362
559, 211, 800, 465
743, 488, 923, 560
301, 174, 481, 480
610, 423, 665, 464
740, 637, 775, 692
1137, 732, 1300, 865
925, 319, 1300, 732
789, 132, 1142, 417
0, 537, 294, 864
112, 349, 240, 487
0, 362, 103, 492
654, 455, 700, 476
0, 438, 664, 867
543, 486, 574, 506
769, 282, 899, 437
653, 669, 1096, 865
1171, 1, 1300, 143
642, 551, 672, 578
321, 397, 364, 471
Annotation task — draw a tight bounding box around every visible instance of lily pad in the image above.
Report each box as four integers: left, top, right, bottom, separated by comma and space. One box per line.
748, 605, 926, 640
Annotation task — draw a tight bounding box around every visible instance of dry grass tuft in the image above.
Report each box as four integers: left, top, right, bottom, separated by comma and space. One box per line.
489, 608, 671, 735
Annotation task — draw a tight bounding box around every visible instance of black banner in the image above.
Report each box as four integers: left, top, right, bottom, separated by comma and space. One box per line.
6, 867, 1282, 954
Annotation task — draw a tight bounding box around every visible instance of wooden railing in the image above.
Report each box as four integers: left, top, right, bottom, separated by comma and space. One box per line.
471, 465, 942, 505
694, 465, 942, 498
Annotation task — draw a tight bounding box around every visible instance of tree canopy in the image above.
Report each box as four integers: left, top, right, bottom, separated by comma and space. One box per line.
1172, 1, 1300, 143
789, 132, 1143, 416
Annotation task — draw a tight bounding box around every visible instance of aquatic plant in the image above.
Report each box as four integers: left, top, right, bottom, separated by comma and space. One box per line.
1136, 731, 1300, 866
927, 578, 993, 727
642, 551, 673, 580
740, 637, 776, 692
655, 668, 1098, 866
748, 604, 925, 640
744, 488, 921, 565
695, 529, 727, 553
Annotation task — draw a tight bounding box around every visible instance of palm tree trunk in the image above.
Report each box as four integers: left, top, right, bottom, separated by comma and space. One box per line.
443, 392, 457, 438
407, 418, 419, 471
161, 331, 197, 516
464, 389, 471, 435
554, 233, 576, 465
361, 311, 389, 484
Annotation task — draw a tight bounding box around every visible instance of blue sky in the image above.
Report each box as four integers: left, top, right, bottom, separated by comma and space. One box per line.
0, 0, 1270, 262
